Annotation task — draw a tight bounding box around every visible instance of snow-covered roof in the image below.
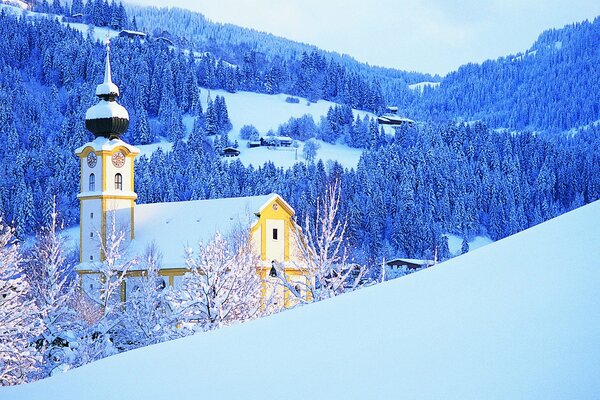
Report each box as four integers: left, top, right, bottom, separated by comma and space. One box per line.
75, 137, 140, 155
129, 194, 288, 269
377, 115, 415, 124
85, 99, 129, 121
119, 29, 146, 37
386, 258, 433, 266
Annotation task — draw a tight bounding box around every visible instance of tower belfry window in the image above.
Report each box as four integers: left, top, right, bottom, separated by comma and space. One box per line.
115, 173, 123, 190
89, 173, 95, 191
273, 228, 278, 240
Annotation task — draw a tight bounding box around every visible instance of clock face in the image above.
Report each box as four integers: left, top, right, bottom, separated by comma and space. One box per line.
87, 152, 97, 168
112, 151, 125, 168
272, 203, 279, 211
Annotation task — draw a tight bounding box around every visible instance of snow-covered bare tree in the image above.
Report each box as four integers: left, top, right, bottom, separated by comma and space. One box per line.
73, 214, 137, 364
24, 205, 77, 377
168, 231, 265, 332
275, 180, 368, 304
0, 220, 42, 386
118, 241, 176, 350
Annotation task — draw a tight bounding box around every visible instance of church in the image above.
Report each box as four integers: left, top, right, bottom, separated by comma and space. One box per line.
74, 41, 308, 309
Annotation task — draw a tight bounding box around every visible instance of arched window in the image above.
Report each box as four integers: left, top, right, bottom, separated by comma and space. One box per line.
115, 173, 123, 190
89, 173, 95, 191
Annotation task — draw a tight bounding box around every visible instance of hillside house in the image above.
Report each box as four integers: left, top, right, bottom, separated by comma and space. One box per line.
222, 147, 240, 157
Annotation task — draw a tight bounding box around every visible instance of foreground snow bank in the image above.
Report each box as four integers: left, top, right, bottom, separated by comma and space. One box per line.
5, 201, 600, 399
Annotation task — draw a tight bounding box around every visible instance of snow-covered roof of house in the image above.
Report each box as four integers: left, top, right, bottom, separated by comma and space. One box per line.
75, 137, 139, 155
119, 29, 147, 37
386, 258, 434, 267
377, 115, 415, 124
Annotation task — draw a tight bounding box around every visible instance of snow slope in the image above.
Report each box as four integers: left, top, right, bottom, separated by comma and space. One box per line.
445, 233, 492, 255
408, 81, 441, 92
201, 89, 370, 169
7, 201, 600, 399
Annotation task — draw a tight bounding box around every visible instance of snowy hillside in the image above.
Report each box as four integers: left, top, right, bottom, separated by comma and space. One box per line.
7, 201, 600, 399
138, 89, 386, 169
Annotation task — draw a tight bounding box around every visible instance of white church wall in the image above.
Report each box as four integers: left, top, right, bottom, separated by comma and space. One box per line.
81, 199, 103, 262
104, 198, 134, 242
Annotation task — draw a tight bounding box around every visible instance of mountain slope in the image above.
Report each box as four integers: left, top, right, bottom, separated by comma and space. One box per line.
6, 200, 600, 399
401, 16, 600, 131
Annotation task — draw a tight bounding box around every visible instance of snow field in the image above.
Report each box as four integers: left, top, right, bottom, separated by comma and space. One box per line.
7, 200, 600, 400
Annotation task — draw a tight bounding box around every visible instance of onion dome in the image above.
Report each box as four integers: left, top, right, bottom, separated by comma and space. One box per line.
85, 38, 129, 140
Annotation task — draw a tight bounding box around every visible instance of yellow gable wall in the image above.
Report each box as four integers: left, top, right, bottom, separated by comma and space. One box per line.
250, 196, 296, 263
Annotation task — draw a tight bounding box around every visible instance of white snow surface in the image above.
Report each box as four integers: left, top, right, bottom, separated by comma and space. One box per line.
408, 81, 441, 92
204, 89, 379, 169
7, 200, 600, 399
0, 0, 28, 10
445, 233, 493, 256
137, 89, 389, 167
137, 89, 374, 166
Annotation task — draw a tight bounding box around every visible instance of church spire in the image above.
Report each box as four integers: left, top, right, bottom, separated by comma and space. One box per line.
85, 36, 129, 140
95, 36, 120, 100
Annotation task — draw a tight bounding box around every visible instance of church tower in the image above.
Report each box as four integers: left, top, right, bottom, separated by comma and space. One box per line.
75, 38, 139, 263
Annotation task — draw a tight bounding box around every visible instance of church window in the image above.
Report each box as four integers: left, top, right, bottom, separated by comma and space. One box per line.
272, 228, 278, 240
90, 232, 93, 238
90, 212, 94, 219
90, 255, 93, 261
89, 173, 95, 191
115, 173, 123, 190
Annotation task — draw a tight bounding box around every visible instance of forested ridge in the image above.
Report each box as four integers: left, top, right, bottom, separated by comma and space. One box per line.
0, 3, 599, 264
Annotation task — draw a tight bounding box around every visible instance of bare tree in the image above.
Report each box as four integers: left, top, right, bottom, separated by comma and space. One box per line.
274, 180, 368, 304
168, 231, 266, 332
0, 220, 42, 385
24, 204, 77, 377
118, 241, 175, 349
74, 213, 137, 363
